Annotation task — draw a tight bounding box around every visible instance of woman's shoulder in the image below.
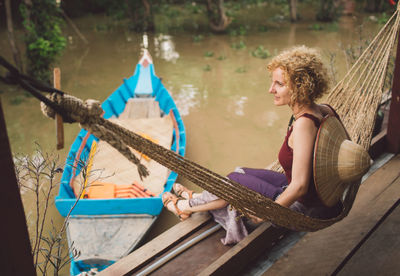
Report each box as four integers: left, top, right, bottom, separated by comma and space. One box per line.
294, 115, 320, 130
295, 112, 321, 129
291, 116, 319, 147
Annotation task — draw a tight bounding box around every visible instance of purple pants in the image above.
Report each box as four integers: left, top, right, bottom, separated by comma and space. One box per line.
227, 168, 288, 200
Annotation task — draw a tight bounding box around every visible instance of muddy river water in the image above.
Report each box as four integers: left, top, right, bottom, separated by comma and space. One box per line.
0, 5, 383, 274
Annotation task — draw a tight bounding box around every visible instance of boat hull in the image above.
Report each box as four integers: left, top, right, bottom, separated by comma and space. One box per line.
56, 54, 186, 275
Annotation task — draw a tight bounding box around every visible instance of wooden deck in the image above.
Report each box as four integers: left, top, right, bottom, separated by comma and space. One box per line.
98, 153, 399, 276
261, 153, 400, 276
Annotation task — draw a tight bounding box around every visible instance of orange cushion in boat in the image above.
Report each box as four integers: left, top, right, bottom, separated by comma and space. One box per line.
85, 181, 115, 199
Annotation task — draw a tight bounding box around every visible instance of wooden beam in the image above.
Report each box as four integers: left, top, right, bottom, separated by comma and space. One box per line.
98, 212, 211, 275
199, 223, 289, 276
386, 29, 400, 153
0, 99, 36, 275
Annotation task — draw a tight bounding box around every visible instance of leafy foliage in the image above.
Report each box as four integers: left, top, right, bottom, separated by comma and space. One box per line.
251, 45, 270, 59
20, 0, 66, 83
204, 51, 214, 57
231, 40, 247, 50
203, 64, 212, 71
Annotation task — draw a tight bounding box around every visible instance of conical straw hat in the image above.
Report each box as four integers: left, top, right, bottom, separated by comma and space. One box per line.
313, 116, 372, 207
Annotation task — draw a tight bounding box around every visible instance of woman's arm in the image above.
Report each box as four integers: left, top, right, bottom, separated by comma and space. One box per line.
275, 117, 317, 207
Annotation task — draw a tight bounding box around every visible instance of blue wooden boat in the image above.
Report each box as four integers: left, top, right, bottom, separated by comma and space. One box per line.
55, 50, 186, 275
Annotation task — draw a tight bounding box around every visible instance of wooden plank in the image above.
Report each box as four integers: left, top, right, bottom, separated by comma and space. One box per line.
0, 99, 36, 275
200, 223, 289, 276
386, 30, 400, 153
264, 154, 400, 276
336, 200, 400, 275
53, 67, 64, 150
142, 222, 228, 276
98, 212, 212, 275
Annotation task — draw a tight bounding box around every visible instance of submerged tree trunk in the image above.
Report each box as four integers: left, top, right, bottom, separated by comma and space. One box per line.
342, 0, 356, 16
206, 0, 231, 32
316, 0, 341, 22
288, 0, 298, 22
5, 0, 23, 72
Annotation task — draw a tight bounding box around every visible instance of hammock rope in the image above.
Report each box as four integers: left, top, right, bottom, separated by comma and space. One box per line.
1, 4, 399, 232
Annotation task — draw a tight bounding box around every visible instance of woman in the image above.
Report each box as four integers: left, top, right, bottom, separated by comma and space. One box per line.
162, 45, 341, 244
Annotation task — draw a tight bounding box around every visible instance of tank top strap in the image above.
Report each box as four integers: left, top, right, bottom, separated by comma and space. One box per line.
297, 113, 320, 128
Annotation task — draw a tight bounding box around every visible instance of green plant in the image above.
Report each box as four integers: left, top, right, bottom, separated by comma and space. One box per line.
308, 23, 324, 31
231, 40, 246, 50
217, 55, 227, 60
377, 12, 390, 25
203, 64, 212, 71
204, 51, 214, 57
235, 67, 247, 73
228, 25, 249, 36
20, 0, 66, 83
251, 46, 270, 59
193, 34, 204, 42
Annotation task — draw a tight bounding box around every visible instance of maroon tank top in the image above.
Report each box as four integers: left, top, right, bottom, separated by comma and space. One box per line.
278, 110, 335, 207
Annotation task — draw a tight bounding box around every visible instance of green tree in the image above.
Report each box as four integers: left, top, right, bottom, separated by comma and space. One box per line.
20, 0, 66, 83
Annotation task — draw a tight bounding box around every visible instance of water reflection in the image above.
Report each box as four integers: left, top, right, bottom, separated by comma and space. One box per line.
172, 84, 201, 116
154, 34, 180, 62
262, 110, 280, 127
228, 95, 248, 116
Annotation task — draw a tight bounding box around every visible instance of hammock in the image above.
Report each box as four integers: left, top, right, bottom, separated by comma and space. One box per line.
3, 5, 400, 232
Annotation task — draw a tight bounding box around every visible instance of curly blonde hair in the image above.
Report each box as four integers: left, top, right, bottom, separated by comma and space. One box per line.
267, 45, 330, 108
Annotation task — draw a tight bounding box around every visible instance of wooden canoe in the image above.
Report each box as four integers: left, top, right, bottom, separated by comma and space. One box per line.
55, 49, 186, 275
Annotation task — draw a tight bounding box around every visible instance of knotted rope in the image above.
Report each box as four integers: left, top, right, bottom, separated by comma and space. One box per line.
40, 94, 150, 180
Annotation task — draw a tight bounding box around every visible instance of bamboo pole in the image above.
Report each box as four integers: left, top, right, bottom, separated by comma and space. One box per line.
53, 68, 64, 150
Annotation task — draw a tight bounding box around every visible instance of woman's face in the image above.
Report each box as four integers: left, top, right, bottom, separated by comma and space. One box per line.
269, 68, 291, 106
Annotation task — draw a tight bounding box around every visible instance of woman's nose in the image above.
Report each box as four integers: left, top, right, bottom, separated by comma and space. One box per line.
269, 84, 274, 94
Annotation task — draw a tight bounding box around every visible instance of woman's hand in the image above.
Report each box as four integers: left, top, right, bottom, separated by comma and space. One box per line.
248, 213, 264, 224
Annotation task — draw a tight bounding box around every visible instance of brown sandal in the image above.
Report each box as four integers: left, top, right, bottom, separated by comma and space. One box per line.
162, 192, 191, 221
172, 183, 193, 200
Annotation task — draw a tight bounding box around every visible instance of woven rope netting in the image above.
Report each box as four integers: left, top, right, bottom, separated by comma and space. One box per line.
42, 6, 400, 232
